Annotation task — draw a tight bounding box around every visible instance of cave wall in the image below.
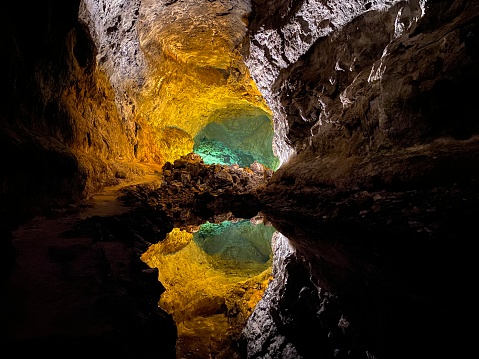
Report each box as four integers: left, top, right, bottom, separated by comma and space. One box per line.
0, 0, 281, 224
2, 1, 477, 357
0, 0, 149, 223
79, 0, 145, 126
1, 0, 84, 217
78, 0, 161, 163
79, 0, 276, 166
244, 0, 409, 163
135, 0, 273, 164
243, 0, 479, 227
245, 0, 479, 184
242, 0, 479, 358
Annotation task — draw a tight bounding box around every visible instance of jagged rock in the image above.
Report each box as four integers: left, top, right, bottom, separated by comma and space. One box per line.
119, 153, 272, 228
241, 1, 479, 358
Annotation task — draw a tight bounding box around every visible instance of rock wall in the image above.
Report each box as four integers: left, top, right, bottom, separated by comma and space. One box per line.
242, 0, 479, 358
246, 0, 412, 163
0, 0, 154, 223
250, 0, 479, 208
244, 0, 479, 167
79, 0, 277, 166
79, 0, 145, 126
0, 4, 177, 355
0, 0, 279, 222
2, 1, 478, 357
135, 0, 273, 165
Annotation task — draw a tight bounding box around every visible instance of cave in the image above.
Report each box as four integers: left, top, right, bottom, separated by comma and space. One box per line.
1, 1, 478, 359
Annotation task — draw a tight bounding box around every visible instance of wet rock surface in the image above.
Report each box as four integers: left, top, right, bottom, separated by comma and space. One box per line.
119, 153, 273, 228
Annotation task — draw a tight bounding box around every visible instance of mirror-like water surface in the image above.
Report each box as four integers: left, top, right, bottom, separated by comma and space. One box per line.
141, 217, 276, 358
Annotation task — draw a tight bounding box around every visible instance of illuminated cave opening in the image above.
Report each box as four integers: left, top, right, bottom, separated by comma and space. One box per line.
126, 0, 279, 171
193, 113, 279, 170
141, 218, 276, 357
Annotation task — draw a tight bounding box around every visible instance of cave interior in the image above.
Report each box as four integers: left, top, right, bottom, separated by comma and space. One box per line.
1, 0, 478, 358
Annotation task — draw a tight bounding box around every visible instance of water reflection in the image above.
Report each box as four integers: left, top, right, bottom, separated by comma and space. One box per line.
141, 216, 276, 358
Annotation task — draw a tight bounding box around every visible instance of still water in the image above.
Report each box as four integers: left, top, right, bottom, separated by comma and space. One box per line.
141, 217, 276, 358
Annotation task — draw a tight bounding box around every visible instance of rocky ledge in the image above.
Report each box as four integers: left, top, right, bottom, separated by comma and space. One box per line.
119, 153, 273, 228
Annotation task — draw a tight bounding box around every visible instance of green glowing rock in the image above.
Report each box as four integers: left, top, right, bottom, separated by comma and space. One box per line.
193, 138, 254, 168
193, 115, 279, 170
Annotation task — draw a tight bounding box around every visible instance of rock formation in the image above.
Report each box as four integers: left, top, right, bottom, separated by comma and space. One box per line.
1, 0, 478, 358
241, 0, 479, 358
119, 153, 273, 226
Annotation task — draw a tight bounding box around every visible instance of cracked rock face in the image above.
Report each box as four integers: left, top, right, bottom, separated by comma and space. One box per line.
241, 1, 479, 358
79, 0, 146, 129
244, 0, 406, 163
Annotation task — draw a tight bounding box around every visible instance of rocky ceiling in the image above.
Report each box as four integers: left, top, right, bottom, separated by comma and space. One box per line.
80, 0, 277, 168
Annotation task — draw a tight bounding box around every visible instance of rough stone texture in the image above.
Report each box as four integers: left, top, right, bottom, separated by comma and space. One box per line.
242, 231, 366, 359
78, 0, 277, 166
246, 0, 479, 165
0, 0, 87, 216
244, 0, 426, 163
241, 0, 479, 358
135, 0, 273, 165
0, 0, 154, 221
2, 1, 479, 358
119, 153, 273, 228
78, 0, 167, 164
79, 0, 146, 125
241, 232, 384, 359
0, 0, 274, 223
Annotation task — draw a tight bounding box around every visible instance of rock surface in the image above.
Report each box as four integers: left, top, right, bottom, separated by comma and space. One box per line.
1, 1, 479, 358
0, 0, 154, 221
119, 153, 273, 228
240, 0, 479, 358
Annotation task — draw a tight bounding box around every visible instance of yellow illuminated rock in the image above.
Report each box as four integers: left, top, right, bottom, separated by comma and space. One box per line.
136, 0, 275, 167
141, 222, 274, 358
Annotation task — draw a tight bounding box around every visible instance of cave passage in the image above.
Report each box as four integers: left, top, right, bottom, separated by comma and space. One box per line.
141, 218, 276, 357
75, 0, 281, 356
125, 0, 279, 170
193, 114, 279, 170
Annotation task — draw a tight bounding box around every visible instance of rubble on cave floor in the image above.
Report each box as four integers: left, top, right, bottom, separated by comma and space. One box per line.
119, 153, 274, 228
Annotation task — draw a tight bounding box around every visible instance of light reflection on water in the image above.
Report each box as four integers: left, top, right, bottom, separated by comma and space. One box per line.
141, 216, 276, 358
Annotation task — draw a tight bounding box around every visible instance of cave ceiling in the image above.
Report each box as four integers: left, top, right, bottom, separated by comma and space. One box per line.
80, 0, 277, 168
